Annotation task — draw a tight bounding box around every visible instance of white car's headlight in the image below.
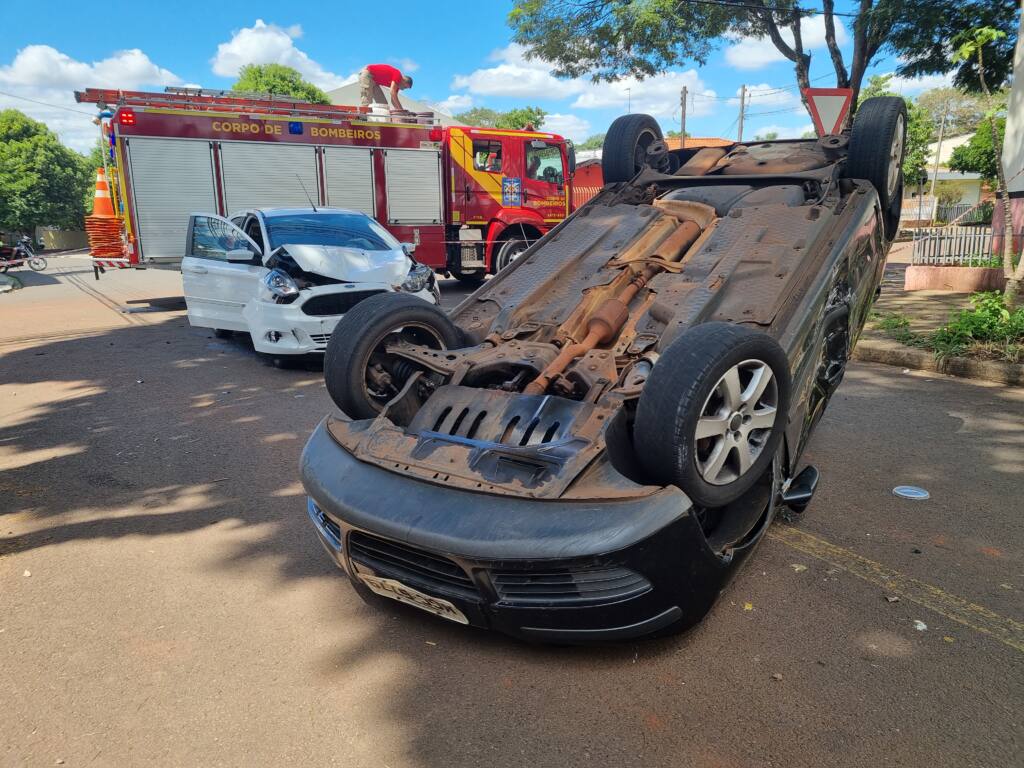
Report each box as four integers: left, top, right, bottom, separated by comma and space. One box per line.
401, 263, 433, 294
259, 269, 300, 303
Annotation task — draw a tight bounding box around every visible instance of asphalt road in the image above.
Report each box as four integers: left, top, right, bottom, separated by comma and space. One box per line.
2, 262, 1022, 767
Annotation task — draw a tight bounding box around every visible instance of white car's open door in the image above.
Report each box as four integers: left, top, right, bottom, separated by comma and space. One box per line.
182, 214, 263, 332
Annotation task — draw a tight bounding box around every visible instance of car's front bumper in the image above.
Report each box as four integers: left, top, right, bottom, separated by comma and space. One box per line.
245, 283, 438, 355
300, 419, 762, 643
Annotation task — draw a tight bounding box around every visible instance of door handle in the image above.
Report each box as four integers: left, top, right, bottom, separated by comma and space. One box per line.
184, 266, 208, 274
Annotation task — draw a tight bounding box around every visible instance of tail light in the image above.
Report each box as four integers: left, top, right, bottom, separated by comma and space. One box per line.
429, 128, 442, 142
118, 109, 136, 126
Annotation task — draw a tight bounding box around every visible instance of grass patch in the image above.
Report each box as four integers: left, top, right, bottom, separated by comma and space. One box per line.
870, 293, 1024, 364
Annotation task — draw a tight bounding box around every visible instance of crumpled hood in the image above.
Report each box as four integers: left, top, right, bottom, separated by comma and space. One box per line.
279, 244, 410, 284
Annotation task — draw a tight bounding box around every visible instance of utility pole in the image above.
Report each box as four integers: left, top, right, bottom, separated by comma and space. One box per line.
680, 86, 687, 148
737, 84, 746, 142
928, 99, 950, 223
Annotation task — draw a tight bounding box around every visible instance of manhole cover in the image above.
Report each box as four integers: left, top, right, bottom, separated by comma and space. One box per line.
893, 485, 930, 500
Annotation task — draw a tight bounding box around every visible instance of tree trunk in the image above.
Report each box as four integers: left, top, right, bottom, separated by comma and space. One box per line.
974, 47, 1019, 304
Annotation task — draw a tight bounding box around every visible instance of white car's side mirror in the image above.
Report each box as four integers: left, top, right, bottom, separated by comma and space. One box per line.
226, 248, 255, 263
400, 242, 416, 256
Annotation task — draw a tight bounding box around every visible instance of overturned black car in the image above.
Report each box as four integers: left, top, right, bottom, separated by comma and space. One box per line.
300, 97, 906, 642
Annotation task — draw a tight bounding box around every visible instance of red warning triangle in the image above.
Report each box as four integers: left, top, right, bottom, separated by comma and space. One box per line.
803, 88, 854, 136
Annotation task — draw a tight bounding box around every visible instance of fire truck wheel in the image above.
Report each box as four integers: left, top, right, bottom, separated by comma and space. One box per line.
494, 238, 529, 272
602, 114, 663, 183
450, 268, 486, 286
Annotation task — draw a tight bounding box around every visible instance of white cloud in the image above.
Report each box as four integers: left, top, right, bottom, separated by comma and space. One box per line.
885, 71, 955, 95
0, 44, 181, 90
572, 71, 717, 120
390, 58, 420, 74
451, 44, 580, 99
210, 19, 355, 90
432, 93, 473, 116
725, 16, 849, 70
541, 113, 591, 142
0, 44, 182, 152
730, 82, 800, 109
450, 44, 716, 121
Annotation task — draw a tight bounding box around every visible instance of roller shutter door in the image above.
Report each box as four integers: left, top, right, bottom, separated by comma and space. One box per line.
219, 142, 319, 212
383, 149, 442, 224
323, 146, 375, 215
125, 137, 217, 262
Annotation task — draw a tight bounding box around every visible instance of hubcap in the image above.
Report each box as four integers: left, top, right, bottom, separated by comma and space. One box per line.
694, 360, 779, 486
887, 114, 905, 198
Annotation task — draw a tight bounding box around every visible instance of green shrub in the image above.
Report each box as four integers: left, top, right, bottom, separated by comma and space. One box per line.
931, 292, 1024, 359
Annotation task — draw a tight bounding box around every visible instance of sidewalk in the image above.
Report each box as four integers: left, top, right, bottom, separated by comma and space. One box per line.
854, 243, 1022, 385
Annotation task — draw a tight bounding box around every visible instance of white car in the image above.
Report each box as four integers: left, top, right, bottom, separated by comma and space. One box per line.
181, 208, 439, 356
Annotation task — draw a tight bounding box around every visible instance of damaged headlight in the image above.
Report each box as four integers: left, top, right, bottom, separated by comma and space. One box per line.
401, 263, 433, 294
259, 268, 300, 304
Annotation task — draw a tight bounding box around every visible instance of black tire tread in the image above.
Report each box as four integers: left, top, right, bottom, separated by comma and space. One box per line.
602, 114, 663, 183
846, 96, 907, 213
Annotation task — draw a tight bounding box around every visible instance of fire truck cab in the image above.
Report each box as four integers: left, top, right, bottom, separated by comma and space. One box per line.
74, 89, 577, 283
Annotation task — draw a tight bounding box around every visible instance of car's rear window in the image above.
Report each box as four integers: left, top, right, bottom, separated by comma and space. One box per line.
265, 213, 400, 251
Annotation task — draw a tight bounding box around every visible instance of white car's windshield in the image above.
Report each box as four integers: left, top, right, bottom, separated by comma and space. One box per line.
266, 213, 400, 252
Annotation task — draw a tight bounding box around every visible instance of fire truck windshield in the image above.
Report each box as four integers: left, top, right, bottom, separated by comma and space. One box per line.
265, 213, 401, 252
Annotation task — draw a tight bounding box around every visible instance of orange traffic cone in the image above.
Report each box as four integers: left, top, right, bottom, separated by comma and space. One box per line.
91, 168, 115, 217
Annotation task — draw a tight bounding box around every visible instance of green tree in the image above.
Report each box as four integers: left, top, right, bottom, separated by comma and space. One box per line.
576, 133, 606, 150
951, 26, 1019, 305
889, 1, 1018, 92
948, 117, 1005, 182
231, 64, 329, 104
753, 131, 779, 141
455, 106, 545, 129
508, 2, 1016, 117
510, 1, 898, 112
916, 87, 1007, 140
0, 109, 91, 233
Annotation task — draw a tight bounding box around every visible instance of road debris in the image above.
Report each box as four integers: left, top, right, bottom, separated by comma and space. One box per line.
885, 596, 900, 603
893, 485, 930, 500
771, 673, 783, 681
744, 602, 754, 612
790, 564, 807, 573
913, 620, 927, 632
23, 570, 30, 577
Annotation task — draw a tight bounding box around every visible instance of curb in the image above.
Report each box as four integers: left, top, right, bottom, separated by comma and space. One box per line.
853, 336, 1024, 387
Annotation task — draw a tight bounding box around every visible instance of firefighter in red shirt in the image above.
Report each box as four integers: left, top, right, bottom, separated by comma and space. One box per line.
358, 64, 413, 110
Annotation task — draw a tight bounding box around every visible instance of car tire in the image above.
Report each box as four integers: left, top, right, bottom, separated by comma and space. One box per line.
602, 114, 663, 183
324, 293, 464, 419
846, 96, 907, 239
634, 322, 791, 508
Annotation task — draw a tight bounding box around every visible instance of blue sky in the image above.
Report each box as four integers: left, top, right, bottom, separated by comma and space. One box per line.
0, 1, 951, 152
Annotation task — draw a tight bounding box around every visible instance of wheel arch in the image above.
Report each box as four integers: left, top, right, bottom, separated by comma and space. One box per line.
485, 215, 545, 268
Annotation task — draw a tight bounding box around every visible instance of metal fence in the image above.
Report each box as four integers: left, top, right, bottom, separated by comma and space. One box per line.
911, 226, 1023, 266
936, 202, 992, 225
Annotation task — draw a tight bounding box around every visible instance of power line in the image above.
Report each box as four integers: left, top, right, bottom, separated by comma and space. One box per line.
0, 89, 96, 117
689, 73, 833, 101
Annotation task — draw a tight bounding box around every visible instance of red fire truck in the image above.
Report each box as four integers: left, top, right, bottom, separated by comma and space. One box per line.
74, 88, 578, 282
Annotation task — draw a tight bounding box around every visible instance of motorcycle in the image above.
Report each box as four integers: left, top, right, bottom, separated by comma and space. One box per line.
0, 235, 47, 273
